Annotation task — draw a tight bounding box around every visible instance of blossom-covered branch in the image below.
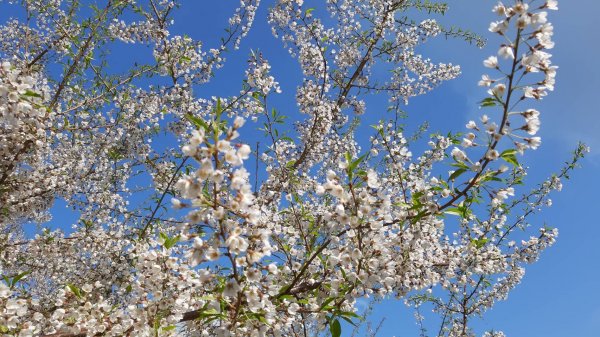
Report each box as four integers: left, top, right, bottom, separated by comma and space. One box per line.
0, 1, 585, 337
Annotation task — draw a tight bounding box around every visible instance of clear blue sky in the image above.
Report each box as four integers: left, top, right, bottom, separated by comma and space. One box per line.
3, 1, 599, 336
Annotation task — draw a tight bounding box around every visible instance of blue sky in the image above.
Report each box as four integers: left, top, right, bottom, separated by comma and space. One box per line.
2, 0, 599, 336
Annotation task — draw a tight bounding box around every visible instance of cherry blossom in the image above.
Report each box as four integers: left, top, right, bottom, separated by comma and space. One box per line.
0, 1, 587, 337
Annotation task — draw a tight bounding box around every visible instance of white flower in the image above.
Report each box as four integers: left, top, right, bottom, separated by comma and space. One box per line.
489, 20, 508, 34
197, 159, 214, 180
498, 45, 515, 59
531, 12, 548, 25
193, 237, 204, 249
0, 282, 11, 298
451, 147, 467, 161
205, 247, 220, 261
237, 144, 252, 160
216, 140, 231, 153
489, 83, 506, 97
523, 117, 541, 135
330, 184, 344, 198
6, 299, 28, 316
483, 56, 498, 68
225, 149, 242, 166
486, 149, 499, 160
171, 198, 184, 209
479, 74, 494, 87
199, 269, 212, 282
82, 283, 93, 293
190, 129, 205, 146
287, 302, 300, 315
521, 109, 540, 119
326, 170, 337, 180
545, 0, 558, 10
497, 187, 515, 200
182, 144, 197, 156
233, 116, 245, 129
226, 234, 248, 254
513, 2, 529, 15
245, 268, 261, 282
188, 250, 203, 266
516, 15, 530, 29
7, 90, 19, 102
366, 169, 380, 188
223, 279, 241, 297
493, 3, 507, 16
526, 137, 542, 149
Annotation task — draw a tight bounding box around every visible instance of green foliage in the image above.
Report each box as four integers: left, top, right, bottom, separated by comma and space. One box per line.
2, 271, 30, 289
159, 232, 180, 249
501, 149, 520, 167
329, 318, 341, 337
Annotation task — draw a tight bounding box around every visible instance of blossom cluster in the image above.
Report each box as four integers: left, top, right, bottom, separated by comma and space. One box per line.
0, 1, 585, 337
0, 61, 53, 224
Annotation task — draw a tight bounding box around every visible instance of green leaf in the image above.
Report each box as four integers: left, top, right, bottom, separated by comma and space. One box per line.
339, 315, 359, 326
159, 233, 180, 249
320, 297, 336, 310
349, 153, 367, 172
159, 232, 168, 242
450, 161, 470, 170
22, 90, 42, 98
479, 170, 501, 183
471, 237, 489, 249
11, 271, 29, 287
162, 325, 177, 332
449, 168, 466, 181
344, 152, 352, 165
339, 310, 361, 319
200, 308, 221, 317
67, 283, 83, 299
444, 208, 462, 217
330, 318, 341, 337
81, 219, 94, 229
184, 114, 210, 132
305, 8, 315, 16
107, 147, 124, 161
278, 294, 295, 302
166, 236, 180, 249
479, 97, 497, 107
500, 149, 517, 156
258, 315, 269, 324
500, 149, 519, 167
215, 98, 223, 119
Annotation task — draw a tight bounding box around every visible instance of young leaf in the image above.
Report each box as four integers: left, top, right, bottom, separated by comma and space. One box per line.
329, 318, 341, 337
184, 114, 210, 132
479, 97, 497, 107
500, 149, 519, 167
449, 168, 466, 181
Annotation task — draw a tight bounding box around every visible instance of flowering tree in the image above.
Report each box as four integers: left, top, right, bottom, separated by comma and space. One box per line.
0, 0, 587, 336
